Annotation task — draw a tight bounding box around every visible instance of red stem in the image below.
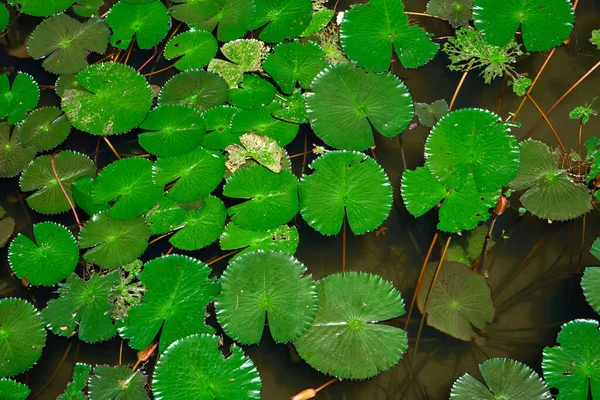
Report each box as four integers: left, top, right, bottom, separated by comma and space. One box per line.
138, 46, 158, 72
51, 153, 82, 229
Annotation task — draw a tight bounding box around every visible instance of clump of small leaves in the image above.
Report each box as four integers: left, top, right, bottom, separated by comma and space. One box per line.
570, 98, 598, 125
592, 30, 600, 49
415, 99, 449, 128
107, 260, 145, 322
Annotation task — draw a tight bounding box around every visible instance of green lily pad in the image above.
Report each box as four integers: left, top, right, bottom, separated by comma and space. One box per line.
138, 105, 206, 157
425, 108, 520, 192
13, 0, 75, 16
106, 0, 170, 50
169, 0, 224, 22
8, 222, 78, 286
93, 157, 162, 220
300, 151, 392, 235
415, 99, 449, 128
250, 0, 312, 42
592, 30, 600, 49
19, 151, 96, 215
88, 366, 148, 400
270, 90, 307, 124
510, 140, 592, 221
446, 224, 494, 266
473, 0, 574, 52
145, 196, 187, 235
418, 261, 494, 340
0, 4, 8, 32
306, 63, 414, 150
158, 70, 229, 112
0, 123, 36, 178
451, 358, 551, 399
582, 267, 600, 315
119, 255, 220, 352
0, 298, 46, 378
216, 251, 317, 344
58, 363, 91, 400
401, 166, 448, 217
263, 41, 327, 94
0, 379, 30, 400
164, 29, 218, 70
72, 176, 110, 216
230, 108, 299, 147
169, 195, 226, 250
79, 212, 150, 269
42, 272, 119, 343
427, 0, 473, 27
207, 39, 269, 87
187, 0, 255, 42
27, 14, 110, 75
153, 146, 224, 202
340, 0, 439, 71
61, 62, 152, 135
201, 105, 241, 150
0, 206, 15, 248
153, 334, 261, 399
0, 72, 39, 124
220, 222, 299, 260
229, 74, 276, 109
73, 0, 104, 17
542, 319, 600, 399
294, 272, 408, 379
223, 165, 299, 231
16, 107, 71, 151
300, 7, 334, 37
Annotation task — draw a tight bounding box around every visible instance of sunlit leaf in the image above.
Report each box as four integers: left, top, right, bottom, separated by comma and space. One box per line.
0, 72, 39, 124
164, 29, 218, 70
106, 0, 170, 50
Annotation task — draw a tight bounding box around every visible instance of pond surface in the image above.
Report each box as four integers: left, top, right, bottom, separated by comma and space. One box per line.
1, 0, 600, 399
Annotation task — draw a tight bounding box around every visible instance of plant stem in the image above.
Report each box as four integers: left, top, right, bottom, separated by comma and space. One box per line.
143, 63, 176, 77
138, 46, 158, 72
316, 378, 338, 393
300, 130, 309, 177
398, 135, 407, 171
342, 213, 347, 272
148, 232, 173, 246
526, 93, 566, 153
578, 214, 586, 273
370, 146, 378, 161
578, 122, 583, 155
411, 235, 451, 375
123, 37, 135, 65
207, 249, 241, 266
496, 74, 508, 115
449, 70, 469, 111
478, 215, 498, 277
525, 59, 600, 140
290, 149, 311, 159
103, 137, 122, 159
404, 231, 439, 331
51, 153, 82, 229
405, 11, 447, 22
119, 340, 124, 365
30, 340, 74, 400
165, 246, 174, 255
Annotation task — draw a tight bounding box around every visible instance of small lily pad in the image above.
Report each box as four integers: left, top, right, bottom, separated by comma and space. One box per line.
106, 0, 170, 50
72, 176, 110, 217
415, 99, 449, 128
164, 29, 218, 70
88, 365, 148, 400
145, 196, 186, 235
169, 0, 224, 22
58, 363, 91, 400
201, 105, 241, 150
229, 74, 276, 109
16, 107, 71, 151
0, 72, 39, 124
0, 123, 36, 178
169, 195, 226, 250
220, 222, 299, 260
158, 70, 229, 112
250, 0, 312, 42
230, 108, 298, 147
187, 0, 255, 42
12, 0, 75, 16
207, 39, 269, 87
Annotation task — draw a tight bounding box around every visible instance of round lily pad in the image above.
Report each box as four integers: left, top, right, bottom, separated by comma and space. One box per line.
306, 63, 414, 150
118, 255, 220, 352
16, 107, 71, 151
427, 0, 474, 27
106, 0, 170, 50
229, 74, 276, 110
0, 123, 36, 178
8, 222, 78, 286
216, 250, 317, 344
169, 196, 226, 250
0, 379, 30, 400
72, 176, 111, 217
220, 222, 299, 260
300, 151, 392, 235
158, 70, 230, 112
582, 266, 600, 315
164, 30, 218, 70
27, 14, 110, 75
169, 0, 224, 23
294, 272, 408, 380
230, 108, 298, 147
0, 72, 39, 124
0, 298, 46, 378
13, 0, 75, 16
153, 334, 262, 399
61, 62, 152, 135
88, 365, 148, 400
250, 0, 312, 43
144, 196, 186, 235
201, 105, 240, 150
0, 4, 8, 32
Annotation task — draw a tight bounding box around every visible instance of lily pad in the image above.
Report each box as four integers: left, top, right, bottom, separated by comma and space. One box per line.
105, 0, 170, 50
300, 151, 392, 235
450, 358, 551, 399
19, 151, 96, 215
0, 206, 15, 247
0, 298, 46, 378
446, 224, 494, 266
153, 147, 224, 202
93, 157, 162, 220
340, 0, 439, 71
270, 91, 307, 124
229, 74, 276, 109
225, 132, 283, 173
61, 62, 152, 135
138, 105, 206, 157
27, 14, 110, 75
16, 107, 71, 151
169, 0, 224, 22
415, 99, 449, 128
8, 222, 78, 286
12, 0, 75, 16
207, 39, 269, 87
473, 0, 574, 52
223, 165, 299, 231
119, 255, 220, 352
88, 366, 148, 400
78, 212, 150, 269
427, 0, 473, 27
220, 222, 299, 259
294, 272, 408, 379
42, 272, 119, 343
216, 251, 317, 344
417, 261, 494, 341
73, 0, 104, 17
58, 363, 91, 400
582, 267, 600, 315
306, 63, 414, 150
542, 319, 600, 399
158, 70, 229, 112
145, 197, 186, 235
300, 7, 334, 37
230, 108, 298, 147
72, 176, 110, 217
510, 140, 592, 221
0, 72, 39, 124
0, 123, 36, 178
0, 5, 8, 32
425, 108, 520, 192
187, 0, 255, 42
169, 195, 226, 250
164, 29, 218, 70
201, 105, 241, 150
263, 41, 327, 94
153, 334, 262, 399
250, 0, 312, 42
0, 379, 30, 400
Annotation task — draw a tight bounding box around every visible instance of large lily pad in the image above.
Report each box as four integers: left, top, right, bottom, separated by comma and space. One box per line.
294, 272, 408, 379
306, 63, 414, 150
158, 70, 229, 112
119, 255, 220, 352
250, 0, 312, 42
427, 0, 473, 27
216, 251, 317, 344
300, 151, 392, 235
0, 72, 39, 124
105, 0, 170, 50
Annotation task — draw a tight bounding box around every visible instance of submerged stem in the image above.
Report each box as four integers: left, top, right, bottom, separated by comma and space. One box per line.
478, 215, 498, 277
342, 213, 347, 272
31, 340, 74, 400
206, 249, 241, 266
103, 137, 122, 160
526, 93, 566, 153
143, 63, 176, 77
449, 70, 469, 111
51, 153, 82, 229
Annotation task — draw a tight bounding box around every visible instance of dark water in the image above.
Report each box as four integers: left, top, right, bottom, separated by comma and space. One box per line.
1, 0, 600, 399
